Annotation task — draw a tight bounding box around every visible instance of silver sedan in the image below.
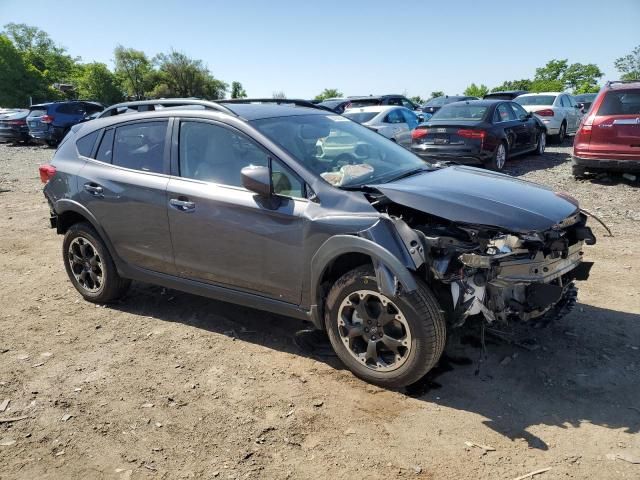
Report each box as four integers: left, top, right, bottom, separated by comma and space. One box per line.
343, 106, 419, 147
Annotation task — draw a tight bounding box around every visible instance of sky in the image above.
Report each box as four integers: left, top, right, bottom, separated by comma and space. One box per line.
1, 0, 639, 99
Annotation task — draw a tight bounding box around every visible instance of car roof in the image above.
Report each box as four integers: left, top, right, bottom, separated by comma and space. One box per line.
517, 92, 564, 97
440, 99, 502, 107
607, 80, 640, 90
219, 102, 329, 120
31, 100, 103, 108
344, 105, 399, 113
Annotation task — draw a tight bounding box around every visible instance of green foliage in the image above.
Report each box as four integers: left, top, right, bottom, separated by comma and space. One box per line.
114, 45, 152, 100
231, 81, 247, 98
409, 95, 424, 105
490, 79, 531, 93
429, 91, 445, 99
73, 62, 124, 104
614, 45, 640, 81
463, 83, 489, 97
0, 34, 52, 107
272, 91, 287, 99
531, 59, 602, 93
314, 88, 342, 101
152, 50, 227, 100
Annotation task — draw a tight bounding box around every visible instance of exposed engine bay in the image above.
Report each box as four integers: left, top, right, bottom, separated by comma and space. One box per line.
360, 194, 597, 328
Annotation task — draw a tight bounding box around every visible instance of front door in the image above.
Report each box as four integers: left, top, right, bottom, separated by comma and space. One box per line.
76, 120, 175, 274
167, 119, 307, 304
509, 102, 537, 150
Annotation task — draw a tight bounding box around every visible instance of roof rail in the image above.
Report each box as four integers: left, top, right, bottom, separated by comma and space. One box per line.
220, 98, 333, 112
107, 98, 238, 116
606, 80, 640, 85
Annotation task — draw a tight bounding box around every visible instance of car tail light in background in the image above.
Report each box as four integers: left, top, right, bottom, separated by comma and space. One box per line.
412, 128, 430, 140
457, 129, 486, 140
8, 119, 26, 126
40, 115, 54, 124
39, 164, 56, 184
534, 109, 555, 117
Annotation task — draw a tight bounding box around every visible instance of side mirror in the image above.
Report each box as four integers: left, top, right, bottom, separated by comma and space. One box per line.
241, 165, 271, 196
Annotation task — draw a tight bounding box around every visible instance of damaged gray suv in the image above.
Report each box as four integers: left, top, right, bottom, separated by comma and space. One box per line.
40, 99, 596, 388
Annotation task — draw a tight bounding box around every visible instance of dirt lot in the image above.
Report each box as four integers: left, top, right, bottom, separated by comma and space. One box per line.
0, 141, 639, 480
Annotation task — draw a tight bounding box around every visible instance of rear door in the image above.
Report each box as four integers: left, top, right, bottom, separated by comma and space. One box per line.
494, 103, 523, 152
76, 119, 175, 274
589, 89, 640, 159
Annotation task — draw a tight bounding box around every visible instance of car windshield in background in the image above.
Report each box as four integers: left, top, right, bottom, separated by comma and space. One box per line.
251, 114, 430, 188
597, 89, 640, 115
28, 108, 47, 118
516, 95, 556, 106
349, 99, 380, 108
424, 97, 448, 107
431, 104, 488, 121
343, 111, 378, 123
319, 100, 345, 109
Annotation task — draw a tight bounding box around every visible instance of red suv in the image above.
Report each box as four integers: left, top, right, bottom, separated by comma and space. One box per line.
572, 81, 640, 178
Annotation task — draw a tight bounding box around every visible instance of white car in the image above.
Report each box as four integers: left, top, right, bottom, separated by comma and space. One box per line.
343, 106, 419, 147
514, 92, 583, 142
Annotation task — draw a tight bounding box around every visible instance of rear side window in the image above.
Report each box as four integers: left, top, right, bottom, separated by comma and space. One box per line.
113, 122, 167, 173
28, 108, 47, 118
76, 131, 99, 157
495, 103, 516, 122
96, 129, 115, 163
384, 109, 405, 124
597, 90, 640, 115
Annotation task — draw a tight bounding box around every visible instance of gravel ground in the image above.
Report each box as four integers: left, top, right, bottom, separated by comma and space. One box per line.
0, 141, 638, 480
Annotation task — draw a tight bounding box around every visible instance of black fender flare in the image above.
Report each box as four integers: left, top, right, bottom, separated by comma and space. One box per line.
54, 199, 123, 270
310, 234, 418, 323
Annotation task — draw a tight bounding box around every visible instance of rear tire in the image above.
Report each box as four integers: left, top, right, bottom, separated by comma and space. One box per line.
534, 131, 546, 155
324, 265, 446, 388
486, 141, 508, 171
62, 222, 131, 303
553, 122, 566, 144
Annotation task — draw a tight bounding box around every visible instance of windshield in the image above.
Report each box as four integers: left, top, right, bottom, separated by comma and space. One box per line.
424, 96, 448, 107
516, 95, 556, 106
431, 104, 488, 121
343, 111, 379, 123
251, 114, 431, 188
318, 100, 344, 109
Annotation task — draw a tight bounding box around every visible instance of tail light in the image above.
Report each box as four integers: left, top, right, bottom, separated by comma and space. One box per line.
8, 119, 26, 126
412, 128, 429, 140
40, 115, 54, 124
534, 109, 555, 117
457, 129, 486, 139
39, 164, 56, 184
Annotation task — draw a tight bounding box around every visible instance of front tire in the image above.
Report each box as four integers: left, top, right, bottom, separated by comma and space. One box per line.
62, 222, 131, 303
324, 266, 446, 388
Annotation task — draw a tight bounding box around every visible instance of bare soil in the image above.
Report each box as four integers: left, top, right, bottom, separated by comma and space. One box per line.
0, 141, 639, 480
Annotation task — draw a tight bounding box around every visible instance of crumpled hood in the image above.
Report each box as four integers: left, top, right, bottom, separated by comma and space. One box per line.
372, 166, 579, 233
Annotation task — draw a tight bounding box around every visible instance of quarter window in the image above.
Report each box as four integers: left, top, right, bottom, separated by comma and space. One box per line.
76, 131, 99, 157
112, 121, 167, 173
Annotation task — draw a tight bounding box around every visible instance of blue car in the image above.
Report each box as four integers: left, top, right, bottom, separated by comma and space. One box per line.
27, 101, 104, 147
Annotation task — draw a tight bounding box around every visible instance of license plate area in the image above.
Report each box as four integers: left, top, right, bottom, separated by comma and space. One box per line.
433, 135, 450, 145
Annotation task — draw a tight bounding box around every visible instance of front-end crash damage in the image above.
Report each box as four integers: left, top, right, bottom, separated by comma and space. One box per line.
359, 195, 596, 329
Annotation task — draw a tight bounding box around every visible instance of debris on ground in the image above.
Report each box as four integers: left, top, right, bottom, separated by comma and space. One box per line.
510, 467, 552, 480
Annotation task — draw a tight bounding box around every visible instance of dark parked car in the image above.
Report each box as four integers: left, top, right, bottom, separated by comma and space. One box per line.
317, 98, 352, 114
573, 81, 640, 177
0, 109, 30, 144
483, 90, 529, 100
40, 99, 595, 388
348, 95, 419, 111
27, 101, 104, 146
420, 96, 479, 120
573, 93, 597, 112
411, 100, 547, 170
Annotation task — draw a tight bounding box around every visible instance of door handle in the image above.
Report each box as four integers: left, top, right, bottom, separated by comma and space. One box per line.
169, 198, 195, 212
83, 183, 103, 196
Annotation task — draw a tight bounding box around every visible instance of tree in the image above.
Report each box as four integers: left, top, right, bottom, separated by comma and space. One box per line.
463, 83, 489, 97
314, 88, 342, 101
272, 91, 286, 99
153, 50, 227, 99
614, 45, 640, 81
410, 95, 424, 105
429, 91, 445, 99
73, 62, 124, 104
3, 22, 76, 85
0, 34, 51, 106
491, 79, 532, 92
230, 81, 247, 98
532, 59, 602, 93
114, 45, 152, 99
